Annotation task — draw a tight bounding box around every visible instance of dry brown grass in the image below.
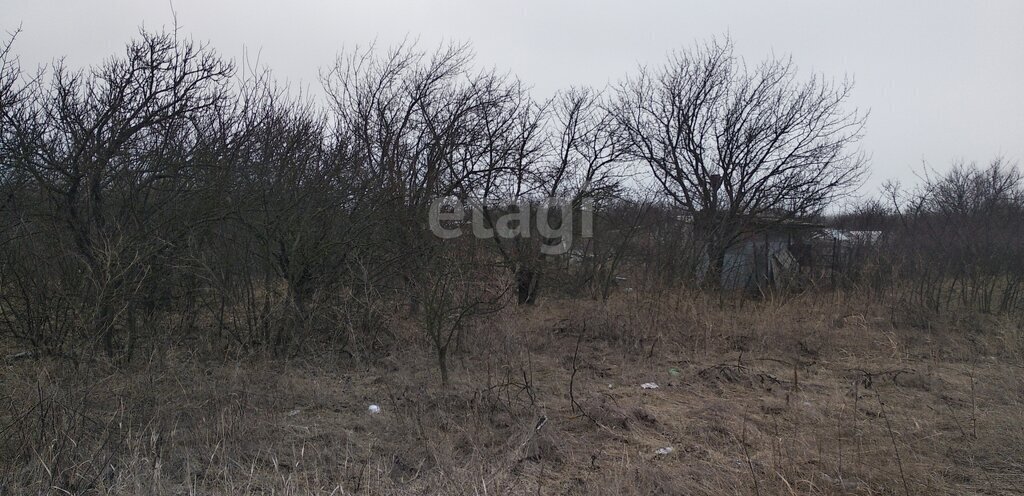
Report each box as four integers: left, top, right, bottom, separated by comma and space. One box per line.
2, 290, 1023, 495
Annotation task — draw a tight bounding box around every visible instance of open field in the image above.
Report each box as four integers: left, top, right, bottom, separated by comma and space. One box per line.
3, 291, 1023, 495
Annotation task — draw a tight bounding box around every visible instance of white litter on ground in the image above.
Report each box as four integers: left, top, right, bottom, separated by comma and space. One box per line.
640, 382, 659, 389
368, 404, 381, 414
655, 447, 674, 455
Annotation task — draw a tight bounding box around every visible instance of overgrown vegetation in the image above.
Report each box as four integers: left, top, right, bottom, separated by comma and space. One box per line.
1, 29, 1023, 495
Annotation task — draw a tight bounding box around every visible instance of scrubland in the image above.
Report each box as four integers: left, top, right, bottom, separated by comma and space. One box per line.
4, 290, 1022, 495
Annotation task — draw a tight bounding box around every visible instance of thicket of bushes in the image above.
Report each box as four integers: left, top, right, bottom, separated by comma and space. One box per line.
881, 160, 1024, 317
0, 31, 1020, 365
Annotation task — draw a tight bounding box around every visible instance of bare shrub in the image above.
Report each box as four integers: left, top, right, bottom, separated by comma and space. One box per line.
888, 159, 1024, 317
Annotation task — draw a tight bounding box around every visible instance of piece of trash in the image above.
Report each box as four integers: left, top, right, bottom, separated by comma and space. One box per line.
641, 382, 659, 389
534, 415, 548, 430
368, 404, 381, 414
286, 409, 301, 417
668, 368, 681, 377
655, 447, 674, 455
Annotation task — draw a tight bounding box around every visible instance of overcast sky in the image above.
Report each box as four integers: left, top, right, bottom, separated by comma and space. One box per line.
4, 0, 1023, 196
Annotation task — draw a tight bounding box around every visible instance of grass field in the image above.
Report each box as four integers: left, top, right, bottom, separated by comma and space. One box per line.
3, 291, 1023, 495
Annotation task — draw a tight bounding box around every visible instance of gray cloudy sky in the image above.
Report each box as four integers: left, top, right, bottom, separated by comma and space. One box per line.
4, 0, 1023, 195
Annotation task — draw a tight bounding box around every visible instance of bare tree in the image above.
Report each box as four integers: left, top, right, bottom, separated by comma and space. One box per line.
415, 253, 508, 386
1, 28, 28, 243
479, 87, 631, 303
322, 41, 534, 303
0, 29, 21, 121
4, 30, 233, 357
614, 37, 866, 287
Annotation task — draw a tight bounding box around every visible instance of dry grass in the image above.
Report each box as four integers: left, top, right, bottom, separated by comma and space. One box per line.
3, 290, 1024, 495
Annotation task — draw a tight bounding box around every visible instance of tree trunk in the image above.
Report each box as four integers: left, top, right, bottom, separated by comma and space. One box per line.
437, 346, 449, 387
516, 267, 540, 305
702, 240, 728, 291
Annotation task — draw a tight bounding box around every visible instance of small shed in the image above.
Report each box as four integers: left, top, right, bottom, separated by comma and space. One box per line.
698, 219, 821, 292
719, 232, 800, 291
